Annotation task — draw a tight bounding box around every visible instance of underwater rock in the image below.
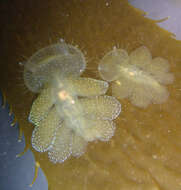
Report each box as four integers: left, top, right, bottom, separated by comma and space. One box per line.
98, 46, 174, 108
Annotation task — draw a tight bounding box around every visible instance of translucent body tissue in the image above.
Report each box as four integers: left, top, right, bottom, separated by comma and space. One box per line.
24, 42, 86, 92
98, 46, 174, 108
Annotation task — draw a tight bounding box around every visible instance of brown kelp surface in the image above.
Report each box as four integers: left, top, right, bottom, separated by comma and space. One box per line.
1, 0, 181, 189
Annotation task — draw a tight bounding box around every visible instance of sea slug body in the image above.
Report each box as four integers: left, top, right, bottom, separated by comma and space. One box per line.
24, 42, 121, 163
98, 46, 174, 108
30, 75, 121, 163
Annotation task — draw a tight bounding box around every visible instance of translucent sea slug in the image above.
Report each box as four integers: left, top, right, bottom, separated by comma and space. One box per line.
23, 42, 86, 92
98, 46, 174, 108
24, 42, 121, 163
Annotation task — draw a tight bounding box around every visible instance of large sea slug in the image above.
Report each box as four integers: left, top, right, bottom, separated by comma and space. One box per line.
24, 42, 121, 163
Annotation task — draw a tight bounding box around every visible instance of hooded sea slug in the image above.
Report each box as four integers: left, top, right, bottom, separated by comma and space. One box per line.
23, 42, 86, 93
24, 41, 121, 163
98, 46, 174, 108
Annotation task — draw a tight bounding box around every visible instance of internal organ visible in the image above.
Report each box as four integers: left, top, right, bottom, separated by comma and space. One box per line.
98, 46, 174, 108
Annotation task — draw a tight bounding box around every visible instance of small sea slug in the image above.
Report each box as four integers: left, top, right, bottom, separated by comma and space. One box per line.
24, 42, 121, 163
98, 46, 174, 108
